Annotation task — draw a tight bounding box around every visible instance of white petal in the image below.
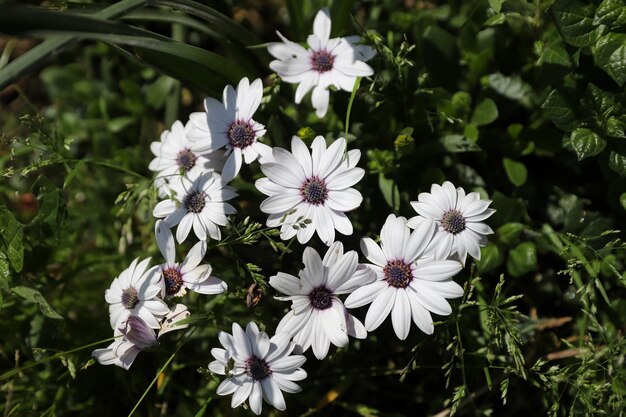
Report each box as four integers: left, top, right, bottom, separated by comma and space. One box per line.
221, 150, 242, 183
155, 220, 175, 265
407, 290, 434, 334
232, 322, 253, 359
175, 214, 193, 243
313, 205, 335, 246
344, 278, 386, 308
326, 189, 362, 211
413, 260, 462, 281
311, 86, 330, 118
381, 214, 409, 260
403, 218, 436, 262
364, 287, 396, 331
231, 381, 253, 408
360, 238, 386, 266
261, 162, 302, 188
237, 78, 263, 121
260, 193, 301, 214
269, 272, 303, 296
313, 7, 331, 46
291, 136, 313, 177
391, 290, 411, 340
261, 378, 286, 411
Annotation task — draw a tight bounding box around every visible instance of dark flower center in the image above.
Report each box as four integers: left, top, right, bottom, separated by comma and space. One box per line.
384, 260, 413, 289
309, 286, 333, 310
184, 191, 206, 213
245, 356, 272, 381
227, 120, 256, 149
163, 267, 184, 296
311, 50, 335, 73
441, 209, 466, 234
121, 287, 139, 310
176, 149, 197, 173
300, 176, 328, 205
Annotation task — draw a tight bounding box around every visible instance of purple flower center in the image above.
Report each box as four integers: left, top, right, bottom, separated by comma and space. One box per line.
163, 267, 183, 296
184, 191, 206, 213
121, 287, 139, 309
245, 356, 272, 381
227, 120, 256, 149
309, 286, 333, 310
441, 209, 465, 234
311, 50, 335, 73
176, 149, 197, 173
300, 176, 328, 205
384, 260, 413, 288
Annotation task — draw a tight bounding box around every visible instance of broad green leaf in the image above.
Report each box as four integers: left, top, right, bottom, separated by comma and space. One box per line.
606, 116, 626, 138
497, 222, 525, 246
423, 25, 460, 88
487, 73, 531, 102
608, 150, 626, 175
585, 83, 616, 120
0, 0, 149, 91
378, 173, 400, 211
11, 286, 64, 320
551, 0, 605, 48
491, 191, 523, 226
489, 0, 505, 13
108, 116, 136, 133
507, 242, 537, 277
502, 158, 528, 187
620, 192, 626, 210
593, 33, 626, 86
541, 88, 580, 131
534, 40, 573, 67
0, 207, 24, 273
441, 134, 481, 152
485, 14, 506, 26
476, 244, 504, 273
471, 98, 499, 125
594, 0, 626, 29
0, 253, 10, 291
570, 128, 606, 160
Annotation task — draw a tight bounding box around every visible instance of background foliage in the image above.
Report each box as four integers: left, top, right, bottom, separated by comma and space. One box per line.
1, 0, 625, 416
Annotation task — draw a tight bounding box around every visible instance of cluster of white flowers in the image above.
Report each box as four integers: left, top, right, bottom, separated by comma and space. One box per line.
92, 7, 495, 415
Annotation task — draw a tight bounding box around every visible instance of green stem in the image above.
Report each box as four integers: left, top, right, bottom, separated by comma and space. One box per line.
0, 336, 117, 381
344, 77, 361, 140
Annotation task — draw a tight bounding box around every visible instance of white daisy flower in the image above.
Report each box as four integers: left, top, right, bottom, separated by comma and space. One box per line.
105, 257, 169, 330
269, 242, 375, 360
344, 214, 464, 339
152, 170, 238, 243
149, 120, 225, 198
406, 181, 495, 264
255, 135, 364, 246
155, 220, 227, 297
92, 315, 157, 370
187, 77, 271, 182
267, 7, 376, 117
209, 322, 307, 415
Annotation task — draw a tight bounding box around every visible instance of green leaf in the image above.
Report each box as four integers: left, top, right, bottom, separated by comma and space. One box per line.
507, 242, 537, 277
485, 13, 506, 26
551, 0, 605, 48
471, 98, 499, 125
606, 116, 626, 138
502, 158, 528, 187
487, 73, 531, 102
11, 286, 64, 320
489, 0, 505, 13
0, 252, 10, 291
476, 244, 504, 273
594, 0, 626, 29
608, 150, 626, 175
535, 40, 574, 67
108, 116, 136, 133
620, 192, 626, 210
497, 222, 525, 246
0, 207, 24, 273
570, 128, 607, 160
0, 0, 149, 91
440, 134, 481, 152
593, 33, 626, 86
378, 174, 400, 211
541, 88, 581, 131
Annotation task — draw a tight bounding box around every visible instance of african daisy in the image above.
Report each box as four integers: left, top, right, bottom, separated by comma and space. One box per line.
255, 135, 364, 246
188, 77, 271, 182
407, 181, 495, 264
209, 322, 307, 415
269, 242, 375, 359
345, 214, 464, 339
267, 7, 376, 117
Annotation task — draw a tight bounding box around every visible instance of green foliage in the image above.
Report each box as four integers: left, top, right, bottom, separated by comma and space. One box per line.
0, 0, 625, 416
